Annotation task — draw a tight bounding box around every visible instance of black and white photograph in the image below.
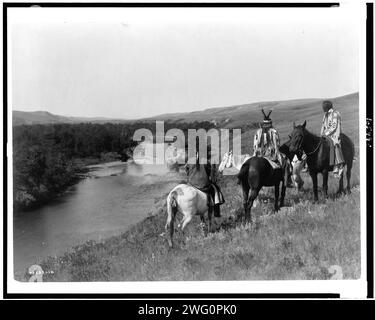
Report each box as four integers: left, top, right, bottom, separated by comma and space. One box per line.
3, 1, 371, 298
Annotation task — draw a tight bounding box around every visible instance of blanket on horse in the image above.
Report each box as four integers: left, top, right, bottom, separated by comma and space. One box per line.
189, 182, 225, 206
185, 162, 225, 206
324, 136, 345, 167
249, 156, 281, 170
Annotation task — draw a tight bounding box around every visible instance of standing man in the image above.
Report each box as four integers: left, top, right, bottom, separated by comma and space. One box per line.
320, 100, 345, 178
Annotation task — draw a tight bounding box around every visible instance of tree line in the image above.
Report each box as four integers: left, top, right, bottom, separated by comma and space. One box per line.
13, 120, 215, 211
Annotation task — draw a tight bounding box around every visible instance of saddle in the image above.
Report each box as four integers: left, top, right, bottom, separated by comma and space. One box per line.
250, 156, 281, 170
189, 183, 225, 206
323, 136, 345, 167
265, 158, 281, 170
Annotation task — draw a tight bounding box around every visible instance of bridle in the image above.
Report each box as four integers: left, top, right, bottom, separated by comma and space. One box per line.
292, 130, 322, 159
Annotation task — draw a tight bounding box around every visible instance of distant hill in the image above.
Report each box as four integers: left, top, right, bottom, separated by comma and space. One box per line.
13, 92, 359, 145
146, 92, 358, 129
145, 92, 359, 147
12, 110, 127, 126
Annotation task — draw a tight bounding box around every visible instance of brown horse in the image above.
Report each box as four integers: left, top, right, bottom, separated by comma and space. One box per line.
236, 156, 286, 223
288, 121, 355, 201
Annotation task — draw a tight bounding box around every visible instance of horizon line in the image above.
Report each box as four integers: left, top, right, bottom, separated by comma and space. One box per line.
12, 90, 359, 121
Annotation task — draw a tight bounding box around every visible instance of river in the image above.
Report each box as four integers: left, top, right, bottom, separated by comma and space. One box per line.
13, 160, 183, 280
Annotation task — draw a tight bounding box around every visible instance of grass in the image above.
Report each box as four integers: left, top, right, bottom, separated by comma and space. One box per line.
33, 162, 360, 282
20, 92, 361, 282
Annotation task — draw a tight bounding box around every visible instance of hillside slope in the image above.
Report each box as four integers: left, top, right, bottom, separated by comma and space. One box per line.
37, 167, 360, 282
13, 92, 358, 139
147, 92, 358, 130
12, 110, 126, 126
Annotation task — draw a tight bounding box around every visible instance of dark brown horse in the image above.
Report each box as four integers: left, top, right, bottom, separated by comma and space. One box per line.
288, 121, 355, 201
237, 156, 286, 223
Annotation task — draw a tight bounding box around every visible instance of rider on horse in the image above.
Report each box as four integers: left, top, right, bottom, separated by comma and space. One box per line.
185, 149, 225, 218
253, 109, 293, 187
321, 100, 345, 178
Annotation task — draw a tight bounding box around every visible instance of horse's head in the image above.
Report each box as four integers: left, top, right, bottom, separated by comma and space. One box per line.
218, 151, 232, 173
289, 121, 307, 159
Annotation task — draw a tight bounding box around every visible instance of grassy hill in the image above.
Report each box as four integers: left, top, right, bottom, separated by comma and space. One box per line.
148, 92, 357, 127
18, 92, 361, 282
13, 92, 358, 140
12, 110, 127, 126
39, 173, 360, 281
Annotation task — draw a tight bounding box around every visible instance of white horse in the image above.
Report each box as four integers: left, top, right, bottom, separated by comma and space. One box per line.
218, 151, 251, 173
291, 154, 305, 190
165, 184, 213, 248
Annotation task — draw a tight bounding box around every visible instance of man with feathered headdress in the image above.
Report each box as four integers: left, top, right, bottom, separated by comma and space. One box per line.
253, 108, 293, 187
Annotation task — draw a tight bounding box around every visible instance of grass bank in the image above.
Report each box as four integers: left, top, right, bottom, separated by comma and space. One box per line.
31, 163, 361, 282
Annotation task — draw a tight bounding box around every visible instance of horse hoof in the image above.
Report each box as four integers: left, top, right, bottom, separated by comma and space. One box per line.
167, 240, 173, 248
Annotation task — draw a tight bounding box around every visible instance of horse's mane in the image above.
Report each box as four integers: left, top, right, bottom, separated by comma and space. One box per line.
302, 127, 320, 139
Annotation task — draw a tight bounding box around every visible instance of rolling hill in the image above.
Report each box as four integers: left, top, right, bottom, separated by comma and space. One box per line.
13, 92, 359, 142
13, 92, 359, 159
12, 110, 127, 126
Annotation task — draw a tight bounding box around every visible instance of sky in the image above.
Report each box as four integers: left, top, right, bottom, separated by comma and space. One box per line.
10, 6, 361, 119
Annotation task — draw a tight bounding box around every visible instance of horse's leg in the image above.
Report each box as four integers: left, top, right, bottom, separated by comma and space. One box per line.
280, 180, 286, 208
241, 186, 250, 223
181, 214, 193, 233
322, 169, 329, 198
245, 188, 260, 223
274, 183, 280, 212
167, 213, 175, 248
200, 214, 207, 235
178, 216, 185, 229
346, 164, 352, 194
207, 206, 213, 233
311, 171, 319, 202
165, 192, 178, 248
337, 173, 344, 196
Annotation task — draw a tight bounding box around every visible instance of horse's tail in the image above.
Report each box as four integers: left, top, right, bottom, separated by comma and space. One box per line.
237, 160, 250, 185
341, 133, 355, 169
166, 190, 178, 248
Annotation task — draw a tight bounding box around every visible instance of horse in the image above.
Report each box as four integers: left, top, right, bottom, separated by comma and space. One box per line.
288, 121, 355, 201
219, 154, 284, 223
218, 142, 304, 223
165, 184, 213, 248
219, 144, 305, 190
280, 140, 305, 190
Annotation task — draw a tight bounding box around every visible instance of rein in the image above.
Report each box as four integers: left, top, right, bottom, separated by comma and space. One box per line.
304, 137, 322, 156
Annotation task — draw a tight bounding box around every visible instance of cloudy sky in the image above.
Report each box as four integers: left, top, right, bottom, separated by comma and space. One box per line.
10, 6, 360, 119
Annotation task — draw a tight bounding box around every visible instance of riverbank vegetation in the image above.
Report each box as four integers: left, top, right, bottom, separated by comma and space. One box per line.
13, 121, 215, 210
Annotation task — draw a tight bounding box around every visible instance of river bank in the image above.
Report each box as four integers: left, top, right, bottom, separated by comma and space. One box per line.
13, 159, 187, 280
13, 153, 130, 212
23, 164, 361, 282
